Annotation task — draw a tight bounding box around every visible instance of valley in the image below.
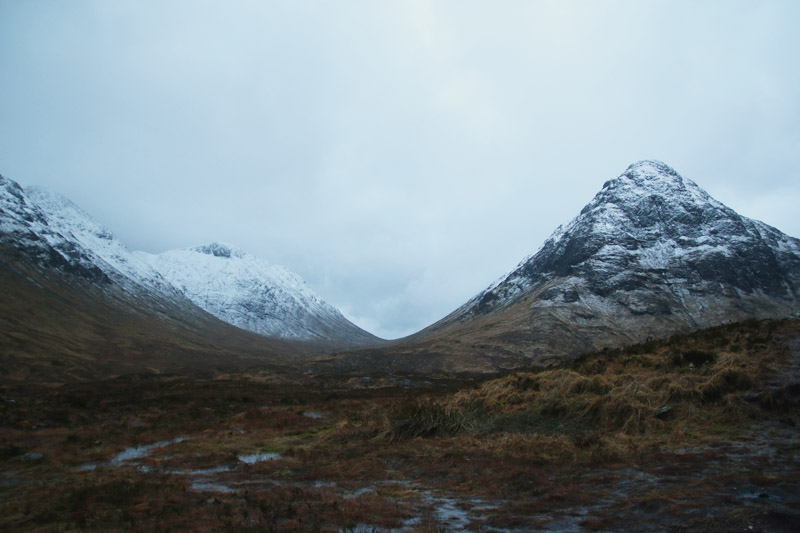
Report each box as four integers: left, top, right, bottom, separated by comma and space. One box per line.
3, 0, 799, 528
2, 161, 800, 530
1, 320, 798, 531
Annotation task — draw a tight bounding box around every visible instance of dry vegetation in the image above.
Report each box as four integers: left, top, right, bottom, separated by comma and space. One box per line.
386, 320, 791, 444
1, 319, 799, 531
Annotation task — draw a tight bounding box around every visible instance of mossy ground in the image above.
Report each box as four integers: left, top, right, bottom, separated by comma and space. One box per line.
1, 320, 799, 531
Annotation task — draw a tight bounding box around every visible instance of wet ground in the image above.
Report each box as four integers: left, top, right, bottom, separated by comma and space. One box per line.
41, 410, 795, 532
2, 321, 799, 531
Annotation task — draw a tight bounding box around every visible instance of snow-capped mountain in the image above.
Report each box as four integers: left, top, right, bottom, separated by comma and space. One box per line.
410, 160, 800, 367
0, 173, 378, 352
1, 173, 314, 381
466, 160, 800, 316
136, 243, 380, 346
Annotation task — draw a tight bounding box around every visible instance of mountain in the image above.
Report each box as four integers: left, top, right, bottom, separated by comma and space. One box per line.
6, 162, 799, 380
310, 161, 800, 374
4, 175, 378, 349
136, 243, 381, 347
0, 174, 353, 383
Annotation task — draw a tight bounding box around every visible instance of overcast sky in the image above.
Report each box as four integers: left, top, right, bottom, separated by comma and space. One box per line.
1, 1, 799, 339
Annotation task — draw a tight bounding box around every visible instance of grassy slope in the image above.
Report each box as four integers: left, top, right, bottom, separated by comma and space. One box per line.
1, 319, 798, 531
314, 280, 799, 376
0, 255, 312, 384
387, 319, 794, 443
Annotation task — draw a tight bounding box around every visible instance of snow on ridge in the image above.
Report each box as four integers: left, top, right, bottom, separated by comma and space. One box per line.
461, 160, 800, 315
22, 186, 180, 298
136, 243, 361, 341
3, 174, 373, 343
152, 243, 332, 309
601, 159, 729, 213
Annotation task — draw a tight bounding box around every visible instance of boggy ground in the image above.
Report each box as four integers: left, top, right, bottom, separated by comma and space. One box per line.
1, 319, 799, 531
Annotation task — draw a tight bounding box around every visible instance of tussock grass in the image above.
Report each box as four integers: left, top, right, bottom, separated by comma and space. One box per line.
2, 319, 796, 531
381, 397, 489, 442
383, 319, 793, 451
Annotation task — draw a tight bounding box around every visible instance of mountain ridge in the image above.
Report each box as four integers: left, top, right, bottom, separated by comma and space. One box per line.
434, 160, 799, 325
2, 174, 378, 347
22, 185, 187, 301
3, 161, 799, 379
0, 173, 380, 384
135, 243, 381, 346
310, 160, 800, 374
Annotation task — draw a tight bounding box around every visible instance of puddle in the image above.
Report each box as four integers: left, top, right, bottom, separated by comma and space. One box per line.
238, 452, 281, 464
109, 436, 192, 466
345, 486, 376, 498
76, 436, 192, 471
191, 481, 236, 493
350, 525, 406, 533
540, 515, 584, 533
407, 491, 497, 530
433, 497, 472, 529
303, 411, 325, 419
185, 466, 234, 475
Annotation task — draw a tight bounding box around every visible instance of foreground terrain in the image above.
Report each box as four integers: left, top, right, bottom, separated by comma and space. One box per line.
2, 319, 799, 531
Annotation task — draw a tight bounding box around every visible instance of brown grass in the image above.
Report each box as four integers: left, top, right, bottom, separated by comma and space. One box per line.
384, 319, 794, 456
1, 319, 797, 531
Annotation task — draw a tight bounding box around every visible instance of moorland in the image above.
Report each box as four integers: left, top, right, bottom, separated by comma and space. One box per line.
2, 319, 798, 531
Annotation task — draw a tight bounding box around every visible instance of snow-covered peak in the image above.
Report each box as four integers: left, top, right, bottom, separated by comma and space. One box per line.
1, 174, 26, 202
458, 160, 800, 317
142, 244, 320, 305
2, 172, 378, 347
623, 159, 680, 178
25, 186, 116, 243
1, 175, 49, 230
191, 242, 245, 259
591, 159, 723, 213
137, 245, 379, 344
4, 182, 184, 299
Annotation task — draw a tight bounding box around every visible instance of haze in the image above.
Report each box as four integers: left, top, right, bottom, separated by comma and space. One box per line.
1, 0, 798, 339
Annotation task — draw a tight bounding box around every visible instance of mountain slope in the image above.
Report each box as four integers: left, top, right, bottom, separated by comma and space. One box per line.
459, 160, 799, 319
136, 244, 381, 347
311, 161, 800, 374
0, 174, 112, 285
0, 174, 313, 382
422, 160, 800, 364
23, 186, 183, 300
2, 173, 379, 359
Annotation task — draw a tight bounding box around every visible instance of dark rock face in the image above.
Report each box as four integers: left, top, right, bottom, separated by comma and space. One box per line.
193, 243, 239, 259
464, 160, 800, 320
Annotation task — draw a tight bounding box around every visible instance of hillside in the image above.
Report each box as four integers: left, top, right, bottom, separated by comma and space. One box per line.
310, 161, 800, 375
